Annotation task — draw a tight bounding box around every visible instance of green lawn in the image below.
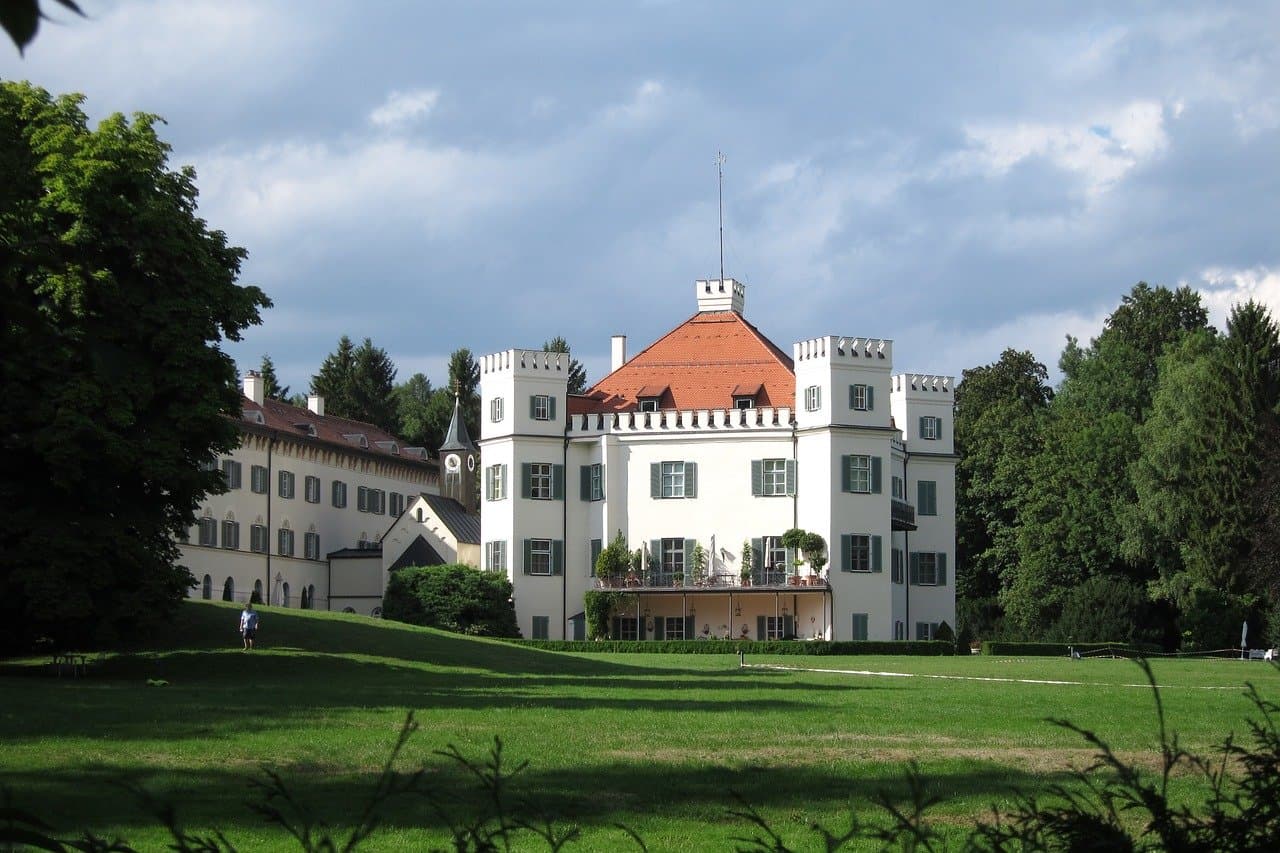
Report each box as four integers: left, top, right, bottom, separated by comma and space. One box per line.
0, 601, 1273, 850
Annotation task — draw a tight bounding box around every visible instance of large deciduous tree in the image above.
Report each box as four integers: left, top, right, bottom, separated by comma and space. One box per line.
0, 82, 270, 652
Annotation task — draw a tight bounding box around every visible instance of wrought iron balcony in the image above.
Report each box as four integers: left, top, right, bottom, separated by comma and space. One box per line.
595, 570, 828, 590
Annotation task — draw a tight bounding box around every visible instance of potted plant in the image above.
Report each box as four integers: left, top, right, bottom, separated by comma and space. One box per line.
740, 539, 753, 586
691, 542, 707, 585
595, 530, 629, 587
801, 532, 827, 583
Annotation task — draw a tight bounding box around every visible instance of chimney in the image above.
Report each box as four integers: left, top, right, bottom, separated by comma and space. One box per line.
243, 370, 265, 406
695, 278, 746, 314
611, 335, 627, 373
307, 394, 325, 417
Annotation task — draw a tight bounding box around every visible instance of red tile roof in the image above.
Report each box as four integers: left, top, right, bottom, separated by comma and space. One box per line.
238, 397, 436, 468
571, 311, 795, 413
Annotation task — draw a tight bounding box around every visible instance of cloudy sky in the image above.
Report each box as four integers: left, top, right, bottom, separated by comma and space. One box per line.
4, 1, 1278, 392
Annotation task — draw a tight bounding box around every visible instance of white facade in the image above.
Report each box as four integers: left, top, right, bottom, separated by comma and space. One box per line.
480, 280, 957, 642
180, 374, 441, 614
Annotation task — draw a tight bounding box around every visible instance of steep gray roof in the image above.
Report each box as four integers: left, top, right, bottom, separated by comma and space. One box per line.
421, 493, 481, 544
438, 394, 477, 454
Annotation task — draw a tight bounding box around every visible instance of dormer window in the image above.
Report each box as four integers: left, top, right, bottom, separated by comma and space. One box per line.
731, 382, 761, 410
638, 399, 659, 413
635, 384, 668, 413
733, 396, 755, 410
342, 433, 369, 449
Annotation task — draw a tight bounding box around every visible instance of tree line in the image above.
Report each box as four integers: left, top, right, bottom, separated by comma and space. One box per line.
955, 283, 1280, 650
252, 335, 586, 452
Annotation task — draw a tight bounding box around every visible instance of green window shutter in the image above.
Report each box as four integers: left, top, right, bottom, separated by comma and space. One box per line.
552, 464, 564, 500
756, 615, 766, 640
751, 460, 763, 496
500, 465, 508, 496
552, 540, 564, 575
840, 455, 851, 492
751, 538, 763, 574
650, 539, 661, 569
871, 456, 882, 494
580, 466, 591, 501
918, 480, 927, 513
919, 415, 927, 439
530, 396, 537, 418
523, 540, 533, 575
685, 615, 695, 638
871, 535, 883, 572
848, 384, 857, 409
684, 538, 696, 567
937, 553, 947, 586
867, 385, 874, 410
783, 615, 794, 637
590, 538, 602, 576
650, 463, 660, 498
841, 534, 853, 572
653, 617, 664, 640
549, 396, 557, 420
784, 545, 796, 573
785, 460, 796, 495
611, 617, 620, 639
909, 552, 920, 585
685, 462, 697, 498
521, 463, 532, 499
484, 468, 492, 501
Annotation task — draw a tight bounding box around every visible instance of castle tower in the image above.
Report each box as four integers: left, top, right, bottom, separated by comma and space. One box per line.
438, 393, 478, 509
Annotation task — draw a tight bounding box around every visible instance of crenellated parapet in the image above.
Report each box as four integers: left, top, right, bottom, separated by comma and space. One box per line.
793, 336, 893, 364
567, 406, 794, 437
481, 348, 574, 378
892, 374, 954, 396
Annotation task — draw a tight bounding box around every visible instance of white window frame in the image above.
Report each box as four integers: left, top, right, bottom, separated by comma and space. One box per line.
734, 397, 755, 410
638, 398, 659, 413
805, 385, 821, 411
891, 475, 905, 501
660, 538, 686, 574
589, 463, 603, 501
528, 538, 552, 575
762, 459, 788, 496
389, 492, 404, 517
332, 480, 347, 508
278, 528, 295, 557
850, 383, 868, 411
487, 464, 507, 501
304, 475, 320, 504
661, 461, 685, 498
529, 463, 553, 500
198, 517, 217, 546
765, 536, 787, 572
490, 397, 504, 422
220, 520, 239, 550
917, 552, 939, 585
664, 616, 686, 639
764, 616, 786, 640
848, 455, 871, 493
250, 465, 268, 494
304, 531, 320, 560
278, 470, 295, 499
485, 540, 507, 571
921, 416, 941, 440
250, 524, 268, 554
222, 460, 242, 489
532, 394, 552, 421
848, 534, 871, 572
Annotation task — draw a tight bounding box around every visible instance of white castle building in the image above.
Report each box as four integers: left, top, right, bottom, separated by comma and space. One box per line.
180, 372, 480, 614
480, 279, 955, 642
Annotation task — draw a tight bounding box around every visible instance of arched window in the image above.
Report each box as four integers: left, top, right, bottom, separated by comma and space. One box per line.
308, 584, 316, 609
371, 606, 382, 619
252, 578, 263, 604
202, 575, 212, 600
282, 582, 291, 608
300, 587, 310, 610
416, 507, 423, 522
222, 577, 234, 601
342, 606, 355, 614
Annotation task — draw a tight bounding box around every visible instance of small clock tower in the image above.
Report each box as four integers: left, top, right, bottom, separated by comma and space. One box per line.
438, 392, 478, 509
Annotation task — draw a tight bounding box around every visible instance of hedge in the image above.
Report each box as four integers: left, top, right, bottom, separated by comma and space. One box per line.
981, 641, 1162, 657
505, 639, 955, 655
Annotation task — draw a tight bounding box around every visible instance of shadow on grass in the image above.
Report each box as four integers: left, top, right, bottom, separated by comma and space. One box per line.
0, 752, 1064, 843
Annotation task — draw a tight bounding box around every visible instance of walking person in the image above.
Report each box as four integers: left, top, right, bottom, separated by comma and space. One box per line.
240, 601, 260, 651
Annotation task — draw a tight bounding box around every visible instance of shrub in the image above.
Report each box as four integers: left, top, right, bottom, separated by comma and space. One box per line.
1179, 587, 1253, 651
956, 595, 1007, 642
594, 530, 630, 580
506, 639, 955, 656
1044, 574, 1163, 646
981, 641, 1160, 656
382, 564, 518, 637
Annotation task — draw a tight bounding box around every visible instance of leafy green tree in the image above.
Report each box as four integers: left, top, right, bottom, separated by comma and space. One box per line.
311, 335, 358, 417
1008, 283, 1210, 635
351, 337, 398, 432
445, 347, 480, 442
259, 354, 290, 401
1044, 575, 1165, 645
0, 82, 270, 652
393, 372, 437, 448
382, 564, 518, 637
542, 336, 588, 395
954, 349, 1051, 602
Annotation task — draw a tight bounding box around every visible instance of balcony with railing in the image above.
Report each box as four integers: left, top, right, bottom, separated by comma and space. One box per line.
596, 567, 828, 591
892, 498, 917, 531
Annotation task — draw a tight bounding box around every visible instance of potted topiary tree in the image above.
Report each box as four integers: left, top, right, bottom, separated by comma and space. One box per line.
740, 539, 753, 586
595, 530, 630, 587
691, 541, 707, 586
801, 531, 827, 584
781, 528, 807, 586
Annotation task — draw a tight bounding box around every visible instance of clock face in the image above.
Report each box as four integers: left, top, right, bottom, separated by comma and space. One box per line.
445, 454, 460, 472
466, 454, 476, 472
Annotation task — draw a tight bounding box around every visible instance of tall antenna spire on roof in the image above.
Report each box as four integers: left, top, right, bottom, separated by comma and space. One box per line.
716, 150, 726, 283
